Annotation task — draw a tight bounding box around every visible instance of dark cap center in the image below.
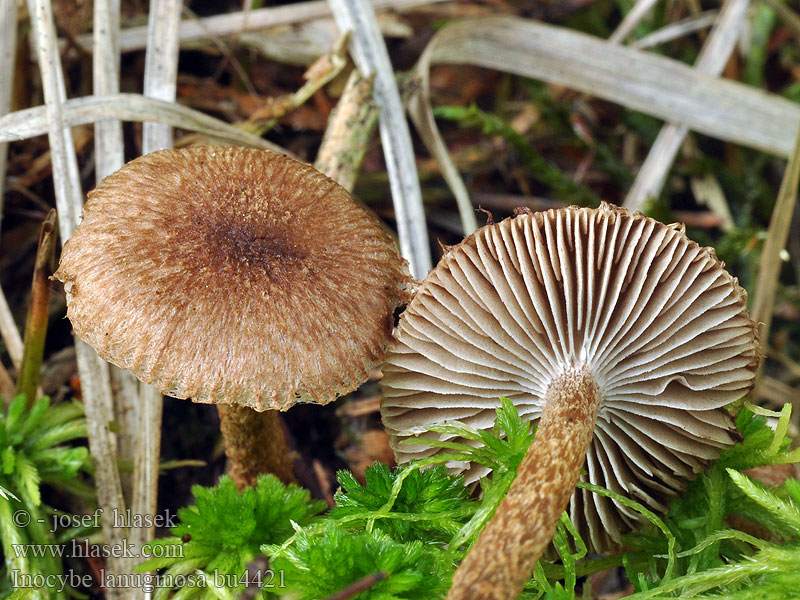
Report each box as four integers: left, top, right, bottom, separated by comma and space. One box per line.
193, 205, 309, 283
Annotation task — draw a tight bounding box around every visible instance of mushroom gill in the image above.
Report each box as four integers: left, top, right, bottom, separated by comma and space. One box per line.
380, 203, 759, 599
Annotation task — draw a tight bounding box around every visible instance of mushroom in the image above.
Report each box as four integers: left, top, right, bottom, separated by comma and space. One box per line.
55, 146, 411, 487
380, 203, 759, 599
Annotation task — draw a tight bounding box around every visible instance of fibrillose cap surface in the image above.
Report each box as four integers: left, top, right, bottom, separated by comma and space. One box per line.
380, 202, 759, 551
55, 147, 412, 411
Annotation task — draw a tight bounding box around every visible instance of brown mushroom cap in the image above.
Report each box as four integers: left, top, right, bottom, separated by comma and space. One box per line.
381, 203, 759, 550
55, 147, 411, 411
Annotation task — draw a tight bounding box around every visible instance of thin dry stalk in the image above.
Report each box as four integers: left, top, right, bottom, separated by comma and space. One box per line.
240, 32, 349, 137
752, 127, 800, 379
94, 0, 143, 509
94, 0, 124, 180
631, 11, 719, 49
0, 0, 17, 238
0, 360, 13, 402
762, 0, 800, 38
624, 0, 749, 212
26, 0, 129, 595
409, 15, 800, 228
130, 0, 182, 558
26, 0, 82, 237
129, 383, 162, 553
330, 0, 432, 279
0, 93, 288, 152
73, 340, 128, 599
73, 0, 446, 53
142, 0, 181, 152
0, 287, 23, 369
683, 135, 734, 231
608, 0, 660, 43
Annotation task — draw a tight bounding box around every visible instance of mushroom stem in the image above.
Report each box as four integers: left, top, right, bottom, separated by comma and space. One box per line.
217, 404, 297, 489
447, 367, 600, 600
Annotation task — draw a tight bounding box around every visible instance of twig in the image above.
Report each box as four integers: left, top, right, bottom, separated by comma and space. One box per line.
329, 0, 432, 279
242, 31, 349, 137
314, 70, 378, 190
72, 0, 446, 53
16, 210, 57, 405
621, 0, 750, 211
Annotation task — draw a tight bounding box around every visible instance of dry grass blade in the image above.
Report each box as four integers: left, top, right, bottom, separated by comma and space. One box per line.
631, 11, 719, 49
238, 14, 411, 67
407, 76, 478, 236
752, 127, 800, 379
29, 2, 133, 595
142, 0, 180, 152
94, 0, 124, 180
240, 32, 349, 138
0, 357, 13, 402
0, 287, 23, 369
0, 0, 17, 238
93, 0, 145, 545
762, 0, 800, 38
72, 0, 445, 53
410, 15, 800, 224
608, 0, 660, 43
73, 340, 128, 600
26, 1, 128, 595
683, 135, 734, 231
330, 0, 431, 279
624, 0, 749, 211
0, 0, 20, 363
26, 0, 82, 239
130, 0, 181, 566
757, 376, 800, 414
0, 93, 287, 152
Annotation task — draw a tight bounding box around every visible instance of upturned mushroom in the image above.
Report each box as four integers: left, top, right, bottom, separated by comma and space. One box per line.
380, 203, 759, 600
55, 146, 411, 487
